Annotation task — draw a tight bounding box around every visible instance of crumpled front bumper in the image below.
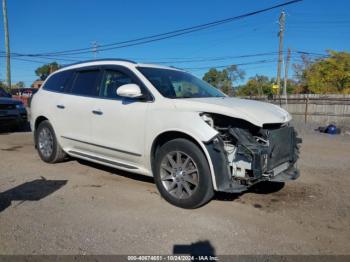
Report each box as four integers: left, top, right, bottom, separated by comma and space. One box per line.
268, 165, 300, 182
205, 125, 302, 193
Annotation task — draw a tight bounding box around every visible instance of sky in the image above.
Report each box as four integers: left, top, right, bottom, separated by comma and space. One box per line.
0, 0, 349, 87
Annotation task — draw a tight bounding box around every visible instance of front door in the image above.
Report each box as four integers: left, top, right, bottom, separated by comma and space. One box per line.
89, 67, 149, 168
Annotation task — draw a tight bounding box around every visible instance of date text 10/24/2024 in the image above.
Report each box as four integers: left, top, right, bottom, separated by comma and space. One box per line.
127, 255, 218, 261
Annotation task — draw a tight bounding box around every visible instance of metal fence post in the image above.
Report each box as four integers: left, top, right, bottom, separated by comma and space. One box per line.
304, 95, 309, 123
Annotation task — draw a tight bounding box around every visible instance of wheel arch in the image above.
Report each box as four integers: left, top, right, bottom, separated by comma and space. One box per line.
150, 130, 218, 190
34, 115, 49, 130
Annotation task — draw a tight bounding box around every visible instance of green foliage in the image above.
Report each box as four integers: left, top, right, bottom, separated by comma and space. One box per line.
202, 68, 232, 95
225, 65, 245, 96
236, 75, 271, 96
293, 50, 350, 94
0, 81, 10, 93
226, 65, 245, 82
202, 65, 245, 96
223, 50, 350, 96
35, 62, 61, 80
203, 68, 223, 88
235, 75, 298, 96
13, 81, 25, 89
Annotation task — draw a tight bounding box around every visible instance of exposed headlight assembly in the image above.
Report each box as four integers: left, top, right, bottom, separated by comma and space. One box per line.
200, 113, 214, 128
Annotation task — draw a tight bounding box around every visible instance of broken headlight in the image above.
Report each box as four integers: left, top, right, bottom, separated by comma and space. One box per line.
200, 113, 214, 128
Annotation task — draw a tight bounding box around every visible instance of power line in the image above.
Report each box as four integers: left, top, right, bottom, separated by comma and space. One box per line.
5, 0, 302, 57
11, 57, 53, 64
182, 59, 276, 70
1, 51, 281, 65
145, 52, 280, 64
2, 50, 328, 66
294, 50, 329, 57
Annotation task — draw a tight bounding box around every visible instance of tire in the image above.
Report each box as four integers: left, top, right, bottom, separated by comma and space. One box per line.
35, 120, 67, 163
154, 138, 214, 209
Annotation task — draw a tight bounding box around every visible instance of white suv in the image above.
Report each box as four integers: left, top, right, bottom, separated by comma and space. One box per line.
31, 59, 301, 208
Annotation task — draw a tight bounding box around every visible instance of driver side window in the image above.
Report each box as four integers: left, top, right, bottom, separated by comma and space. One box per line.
99, 69, 134, 99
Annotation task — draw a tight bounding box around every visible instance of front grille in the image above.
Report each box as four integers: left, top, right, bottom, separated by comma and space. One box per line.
266, 126, 294, 171
0, 104, 15, 110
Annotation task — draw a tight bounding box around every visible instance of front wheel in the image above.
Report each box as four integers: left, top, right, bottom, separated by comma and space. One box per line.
154, 138, 214, 209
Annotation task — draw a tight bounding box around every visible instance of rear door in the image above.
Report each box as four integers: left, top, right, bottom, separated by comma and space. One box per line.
37, 70, 72, 135
56, 67, 102, 152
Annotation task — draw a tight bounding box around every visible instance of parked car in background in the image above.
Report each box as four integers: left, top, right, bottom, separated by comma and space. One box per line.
11, 87, 38, 97
30, 59, 301, 208
0, 88, 28, 131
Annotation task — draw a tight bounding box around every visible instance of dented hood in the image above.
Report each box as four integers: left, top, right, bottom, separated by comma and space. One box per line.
173, 97, 291, 127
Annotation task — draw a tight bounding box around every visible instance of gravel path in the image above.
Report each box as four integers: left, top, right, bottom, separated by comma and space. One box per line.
0, 130, 349, 255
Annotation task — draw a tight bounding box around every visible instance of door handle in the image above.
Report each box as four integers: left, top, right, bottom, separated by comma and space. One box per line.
57, 105, 65, 109
92, 110, 103, 115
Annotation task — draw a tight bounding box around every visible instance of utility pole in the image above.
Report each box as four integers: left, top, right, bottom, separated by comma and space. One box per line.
92, 41, 99, 58
276, 11, 286, 105
283, 48, 291, 108
2, 0, 11, 90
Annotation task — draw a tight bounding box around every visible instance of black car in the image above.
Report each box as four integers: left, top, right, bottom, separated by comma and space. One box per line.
0, 97, 28, 131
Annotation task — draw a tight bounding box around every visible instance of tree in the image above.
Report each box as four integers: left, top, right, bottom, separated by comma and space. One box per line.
236, 75, 273, 96
203, 68, 223, 88
236, 75, 298, 97
293, 50, 350, 94
35, 62, 60, 80
225, 65, 245, 95
202, 65, 245, 96
14, 81, 25, 88
292, 54, 313, 87
203, 68, 231, 95
0, 81, 11, 96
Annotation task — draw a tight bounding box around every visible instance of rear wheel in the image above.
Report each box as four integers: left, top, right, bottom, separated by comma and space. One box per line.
154, 138, 214, 209
35, 120, 67, 163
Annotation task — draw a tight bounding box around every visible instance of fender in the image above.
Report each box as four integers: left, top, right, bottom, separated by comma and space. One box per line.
149, 128, 220, 190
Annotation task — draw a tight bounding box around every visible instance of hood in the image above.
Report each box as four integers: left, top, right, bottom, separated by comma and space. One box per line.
173, 97, 291, 127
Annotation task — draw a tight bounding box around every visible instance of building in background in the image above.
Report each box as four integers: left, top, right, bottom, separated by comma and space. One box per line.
31, 80, 44, 89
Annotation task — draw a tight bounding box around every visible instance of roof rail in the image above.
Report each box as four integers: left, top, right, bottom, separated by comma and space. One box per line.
62, 58, 137, 68
169, 65, 183, 70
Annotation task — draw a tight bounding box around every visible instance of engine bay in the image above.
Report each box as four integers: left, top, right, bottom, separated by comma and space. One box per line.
202, 113, 302, 186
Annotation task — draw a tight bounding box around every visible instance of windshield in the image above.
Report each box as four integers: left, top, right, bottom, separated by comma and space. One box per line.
137, 67, 225, 99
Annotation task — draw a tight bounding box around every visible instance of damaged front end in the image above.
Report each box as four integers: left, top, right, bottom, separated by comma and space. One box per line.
203, 114, 302, 193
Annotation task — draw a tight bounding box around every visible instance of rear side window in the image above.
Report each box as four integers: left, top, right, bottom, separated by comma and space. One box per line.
43, 70, 72, 92
70, 70, 100, 96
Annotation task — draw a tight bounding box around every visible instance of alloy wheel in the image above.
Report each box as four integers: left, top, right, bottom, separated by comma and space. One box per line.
160, 151, 199, 199
38, 127, 54, 158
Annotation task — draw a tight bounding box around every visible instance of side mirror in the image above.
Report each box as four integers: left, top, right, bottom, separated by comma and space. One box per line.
117, 84, 143, 98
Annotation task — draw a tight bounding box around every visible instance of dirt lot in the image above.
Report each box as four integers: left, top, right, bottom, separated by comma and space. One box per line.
0, 128, 349, 255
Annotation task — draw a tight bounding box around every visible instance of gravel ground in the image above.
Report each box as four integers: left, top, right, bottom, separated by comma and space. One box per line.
0, 127, 349, 255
